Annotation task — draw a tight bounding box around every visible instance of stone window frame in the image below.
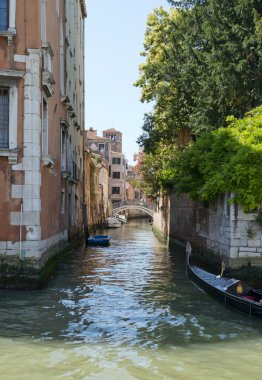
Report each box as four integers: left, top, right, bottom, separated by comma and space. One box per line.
42, 42, 55, 98
0, 74, 20, 164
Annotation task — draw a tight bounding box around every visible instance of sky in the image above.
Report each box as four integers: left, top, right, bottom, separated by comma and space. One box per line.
85, 0, 169, 164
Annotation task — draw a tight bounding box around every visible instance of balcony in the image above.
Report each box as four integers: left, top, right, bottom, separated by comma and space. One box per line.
42, 71, 55, 97
42, 42, 55, 97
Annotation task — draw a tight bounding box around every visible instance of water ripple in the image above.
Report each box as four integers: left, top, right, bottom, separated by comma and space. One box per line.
0, 220, 261, 348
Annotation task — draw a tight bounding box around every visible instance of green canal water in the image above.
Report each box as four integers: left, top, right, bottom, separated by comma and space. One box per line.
0, 220, 261, 379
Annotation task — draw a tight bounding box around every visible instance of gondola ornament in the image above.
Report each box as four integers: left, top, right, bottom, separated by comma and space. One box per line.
216, 260, 226, 278
186, 241, 192, 256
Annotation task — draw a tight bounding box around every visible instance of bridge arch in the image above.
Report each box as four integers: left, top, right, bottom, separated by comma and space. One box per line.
112, 201, 154, 218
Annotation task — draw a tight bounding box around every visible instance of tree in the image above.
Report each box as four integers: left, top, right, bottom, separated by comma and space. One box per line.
135, 1, 262, 151
133, 144, 180, 198
175, 106, 262, 211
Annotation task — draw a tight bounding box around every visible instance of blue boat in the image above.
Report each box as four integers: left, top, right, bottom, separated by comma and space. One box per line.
87, 235, 111, 246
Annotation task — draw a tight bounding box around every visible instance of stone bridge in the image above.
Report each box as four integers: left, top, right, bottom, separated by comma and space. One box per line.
112, 200, 154, 218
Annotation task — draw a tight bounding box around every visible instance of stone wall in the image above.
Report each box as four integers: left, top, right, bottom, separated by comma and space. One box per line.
0, 230, 84, 289
153, 192, 262, 268
153, 195, 170, 243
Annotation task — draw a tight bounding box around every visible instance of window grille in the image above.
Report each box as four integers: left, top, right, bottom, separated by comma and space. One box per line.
112, 157, 121, 164
112, 187, 120, 195
98, 143, 105, 151
0, 88, 9, 148
113, 172, 120, 179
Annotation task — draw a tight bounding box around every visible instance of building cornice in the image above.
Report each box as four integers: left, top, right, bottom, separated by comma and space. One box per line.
0, 69, 25, 78
80, 0, 87, 18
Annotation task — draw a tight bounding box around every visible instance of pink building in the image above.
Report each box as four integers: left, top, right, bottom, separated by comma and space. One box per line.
0, 0, 86, 288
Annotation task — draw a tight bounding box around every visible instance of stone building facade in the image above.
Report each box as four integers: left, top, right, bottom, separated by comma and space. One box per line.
0, 0, 86, 287
85, 128, 127, 207
102, 128, 127, 205
84, 129, 111, 228
84, 149, 110, 229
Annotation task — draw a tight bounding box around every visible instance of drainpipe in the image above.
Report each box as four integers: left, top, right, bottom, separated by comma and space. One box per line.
82, 18, 89, 241
19, 202, 24, 260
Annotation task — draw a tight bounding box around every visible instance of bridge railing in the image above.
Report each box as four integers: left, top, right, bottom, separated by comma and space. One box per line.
112, 200, 155, 211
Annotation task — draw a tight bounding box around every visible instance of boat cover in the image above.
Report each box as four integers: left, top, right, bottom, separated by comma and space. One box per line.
191, 265, 239, 291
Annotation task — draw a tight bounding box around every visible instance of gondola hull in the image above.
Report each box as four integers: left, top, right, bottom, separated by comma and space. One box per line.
186, 254, 262, 319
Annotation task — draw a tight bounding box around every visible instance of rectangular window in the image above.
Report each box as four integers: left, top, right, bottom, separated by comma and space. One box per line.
0, 0, 8, 31
42, 98, 48, 154
73, 161, 77, 179
0, 88, 9, 148
112, 187, 120, 195
112, 171, 120, 179
60, 189, 65, 214
61, 129, 67, 171
98, 143, 105, 151
112, 157, 121, 164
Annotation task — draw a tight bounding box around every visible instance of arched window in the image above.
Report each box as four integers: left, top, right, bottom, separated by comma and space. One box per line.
0, 0, 8, 31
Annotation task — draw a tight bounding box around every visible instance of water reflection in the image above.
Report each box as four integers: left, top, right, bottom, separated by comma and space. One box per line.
0, 220, 262, 379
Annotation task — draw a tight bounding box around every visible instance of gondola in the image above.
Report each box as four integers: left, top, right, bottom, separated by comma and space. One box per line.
87, 235, 111, 246
186, 246, 262, 319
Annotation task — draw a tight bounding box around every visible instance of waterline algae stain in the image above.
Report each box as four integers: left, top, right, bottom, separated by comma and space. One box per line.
0, 220, 261, 379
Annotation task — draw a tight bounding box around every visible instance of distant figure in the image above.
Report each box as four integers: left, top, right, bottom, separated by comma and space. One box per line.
186, 241, 192, 256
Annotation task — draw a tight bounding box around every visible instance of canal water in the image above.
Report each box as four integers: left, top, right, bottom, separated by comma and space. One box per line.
0, 220, 261, 379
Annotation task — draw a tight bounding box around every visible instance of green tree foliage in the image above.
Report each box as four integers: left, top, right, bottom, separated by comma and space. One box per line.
175, 106, 262, 211
136, 113, 159, 154
135, 7, 189, 150
135, 0, 262, 148
134, 0, 262, 204
133, 145, 179, 198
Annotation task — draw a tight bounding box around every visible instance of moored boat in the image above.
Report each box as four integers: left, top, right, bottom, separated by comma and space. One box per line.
114, 214, 127, 224
104, 217, 121, 228
87, 235, 111, 246
186, 247, 262, 319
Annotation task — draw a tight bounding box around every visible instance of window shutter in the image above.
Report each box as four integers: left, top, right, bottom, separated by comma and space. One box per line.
0, 0, 8, 31
0, 88, 9, 148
